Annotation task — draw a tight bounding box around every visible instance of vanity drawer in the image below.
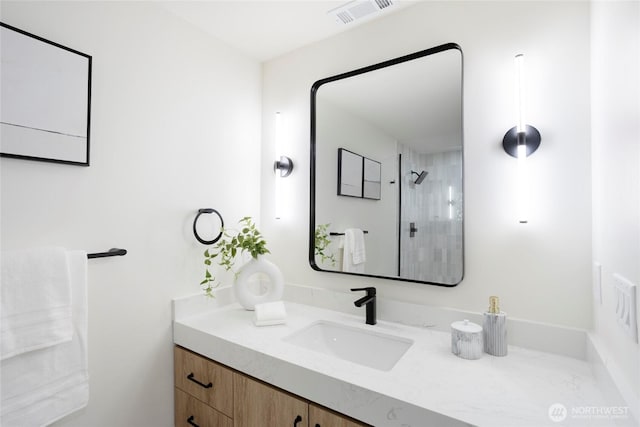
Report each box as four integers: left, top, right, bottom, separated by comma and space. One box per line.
309, 403, 369, 427
175, 388, 232, 427
233, 372, 308, 427
174, 346, 234, 417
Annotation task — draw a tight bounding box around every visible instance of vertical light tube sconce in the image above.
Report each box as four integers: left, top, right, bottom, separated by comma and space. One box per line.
274, 112, 293, 219
502, 54, 541, 223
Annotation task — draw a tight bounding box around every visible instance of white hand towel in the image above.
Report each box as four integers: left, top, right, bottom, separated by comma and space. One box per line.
350, 229, 366, 265
253, 301, 287, 326
1, 247, 73, 360
1, 250, 89, 427
342, 229, 366, 273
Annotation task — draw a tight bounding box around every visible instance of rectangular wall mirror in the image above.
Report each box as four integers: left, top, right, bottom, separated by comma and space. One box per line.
310, 43, 464, 286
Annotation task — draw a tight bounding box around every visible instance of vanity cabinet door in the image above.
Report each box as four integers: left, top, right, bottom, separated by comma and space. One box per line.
175, 388, 232, 427
174, 346, 234, 417
233, 372, 308, 427
309, 404, 370, 427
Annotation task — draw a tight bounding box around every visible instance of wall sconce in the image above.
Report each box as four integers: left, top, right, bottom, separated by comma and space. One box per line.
274, 112, 293, 219
502, 54, 541, 223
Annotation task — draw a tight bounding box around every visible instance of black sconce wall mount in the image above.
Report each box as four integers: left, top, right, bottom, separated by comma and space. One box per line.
502, 125, 542, 158
274, 156, 294, 177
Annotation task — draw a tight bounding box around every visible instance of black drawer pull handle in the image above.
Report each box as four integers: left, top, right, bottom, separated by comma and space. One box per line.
187, 373, 213, 389
315, 424, 321, 427
293, 415, 302, 426
187, 415, 199, 427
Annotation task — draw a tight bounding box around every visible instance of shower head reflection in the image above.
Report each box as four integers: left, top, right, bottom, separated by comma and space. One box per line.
411, 170, 428, 185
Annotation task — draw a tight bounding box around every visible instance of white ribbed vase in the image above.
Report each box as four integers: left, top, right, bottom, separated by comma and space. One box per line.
483, 312, 508, 356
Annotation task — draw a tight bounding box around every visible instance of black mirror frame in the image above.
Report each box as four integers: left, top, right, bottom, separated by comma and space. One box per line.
309, 42, 464, 287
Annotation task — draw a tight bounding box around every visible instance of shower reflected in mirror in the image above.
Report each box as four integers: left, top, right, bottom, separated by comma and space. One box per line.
411, 170, 428, 185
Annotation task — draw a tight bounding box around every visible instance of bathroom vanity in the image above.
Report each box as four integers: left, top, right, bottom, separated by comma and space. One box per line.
175, 346, 368, 427
173, 286, 627, 427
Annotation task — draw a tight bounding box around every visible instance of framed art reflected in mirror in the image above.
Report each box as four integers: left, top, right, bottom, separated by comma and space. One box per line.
337, 148, 382, 200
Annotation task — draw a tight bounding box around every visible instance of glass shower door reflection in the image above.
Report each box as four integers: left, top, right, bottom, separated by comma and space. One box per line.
398, 149, 463, 284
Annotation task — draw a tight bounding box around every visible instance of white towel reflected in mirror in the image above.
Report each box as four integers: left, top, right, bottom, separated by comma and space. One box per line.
342, 228, 366, 273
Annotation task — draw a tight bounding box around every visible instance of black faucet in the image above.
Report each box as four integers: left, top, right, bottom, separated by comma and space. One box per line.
351, 287, 376, 325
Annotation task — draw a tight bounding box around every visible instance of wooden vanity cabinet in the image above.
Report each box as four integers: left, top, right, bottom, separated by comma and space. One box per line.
174, 346, 369, 427
175, 388, 232, 427
174, 347, 234, 426
233, 372, 308, 426
309, 404, 367, 427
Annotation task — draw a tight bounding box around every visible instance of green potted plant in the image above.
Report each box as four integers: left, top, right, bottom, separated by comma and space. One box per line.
200, 217, 283, 310
314, 223, 336, 266
200, 216, 269, 296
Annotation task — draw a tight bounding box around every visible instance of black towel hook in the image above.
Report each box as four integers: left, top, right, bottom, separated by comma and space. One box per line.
193, 208, 224, 245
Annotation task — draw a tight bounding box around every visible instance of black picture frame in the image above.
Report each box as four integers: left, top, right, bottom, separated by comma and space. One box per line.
0, 22, 92, 166
337, 148, 382, 200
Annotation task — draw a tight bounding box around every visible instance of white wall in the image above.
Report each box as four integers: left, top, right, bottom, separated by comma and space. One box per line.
591, 0, 640, 410
0, 2, 262, 426
261, 1, 593, 329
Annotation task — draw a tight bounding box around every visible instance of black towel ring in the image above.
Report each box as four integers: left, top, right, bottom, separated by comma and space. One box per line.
193, 208, 224, 245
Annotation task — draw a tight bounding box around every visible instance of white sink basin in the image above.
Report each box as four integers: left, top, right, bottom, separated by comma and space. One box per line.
283, 320, 413, 371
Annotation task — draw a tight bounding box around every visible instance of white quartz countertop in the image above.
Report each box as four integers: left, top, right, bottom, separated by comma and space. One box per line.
173, 300, 614, 427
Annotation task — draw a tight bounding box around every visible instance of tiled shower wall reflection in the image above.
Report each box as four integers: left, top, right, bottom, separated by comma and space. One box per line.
399, 145, 463, 284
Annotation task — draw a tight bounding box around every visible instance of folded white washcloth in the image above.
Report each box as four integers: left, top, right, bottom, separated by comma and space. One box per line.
1, 250, 89, 426
253, 301, 287, 326
1, 247, 73, 360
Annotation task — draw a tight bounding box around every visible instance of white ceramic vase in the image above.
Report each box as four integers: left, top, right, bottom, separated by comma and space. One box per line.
233, 257, 284, 310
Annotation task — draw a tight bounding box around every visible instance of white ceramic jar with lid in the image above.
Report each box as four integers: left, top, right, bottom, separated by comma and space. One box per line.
451, 319, 483, 360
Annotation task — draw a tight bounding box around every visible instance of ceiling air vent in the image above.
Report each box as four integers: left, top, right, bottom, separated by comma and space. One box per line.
328, 0, 395, 25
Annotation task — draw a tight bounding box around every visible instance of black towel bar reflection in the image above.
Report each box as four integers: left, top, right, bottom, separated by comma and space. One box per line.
87, 248, 127, 259
329, 231, 369, 236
